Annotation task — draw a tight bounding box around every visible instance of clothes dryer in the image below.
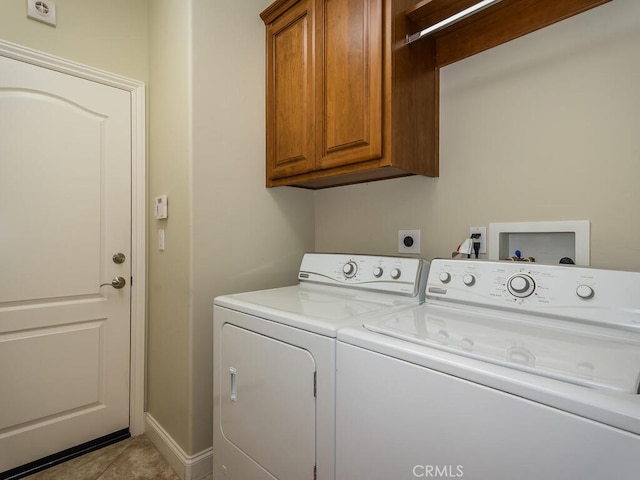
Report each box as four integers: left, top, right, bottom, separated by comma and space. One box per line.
213, 253, 429, 480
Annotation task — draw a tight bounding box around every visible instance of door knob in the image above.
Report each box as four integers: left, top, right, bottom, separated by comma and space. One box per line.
100, 276, 127, 289
112, 252, 126, 264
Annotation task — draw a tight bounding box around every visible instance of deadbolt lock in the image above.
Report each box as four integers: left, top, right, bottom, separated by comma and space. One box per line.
112, 252, 126, 264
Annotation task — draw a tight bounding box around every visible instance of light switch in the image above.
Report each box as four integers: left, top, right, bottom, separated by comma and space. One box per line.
158, 229, 165, 251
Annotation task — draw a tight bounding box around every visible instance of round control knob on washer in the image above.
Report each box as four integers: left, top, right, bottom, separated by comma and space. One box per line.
343, 261, 358, 278
507, 273, 535, 298
576, 285, 595, 299
462, 274, 476, 286
390, 268, 401, 280
373, 266, 383, 278
439, 272, 451, 284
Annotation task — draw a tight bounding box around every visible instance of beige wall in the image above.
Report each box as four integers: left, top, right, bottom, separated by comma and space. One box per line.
190, 0, 315, 453
147, 0, 315, 455
146, 0, 192, 452
0, 0, 148, 82
315, 0, 640, 272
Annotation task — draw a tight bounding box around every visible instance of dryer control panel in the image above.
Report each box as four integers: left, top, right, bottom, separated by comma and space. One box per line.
299, 253, 429, 299
427, 259, 640, 331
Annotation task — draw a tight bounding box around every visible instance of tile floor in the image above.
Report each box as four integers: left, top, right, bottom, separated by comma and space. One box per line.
22, 435, 213, 480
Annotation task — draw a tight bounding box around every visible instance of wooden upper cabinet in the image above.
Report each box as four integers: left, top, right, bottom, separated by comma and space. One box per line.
262, 0, 437, 189
261, 0, 610, 189
317, 0, 383, 170
264, 0, 315, 180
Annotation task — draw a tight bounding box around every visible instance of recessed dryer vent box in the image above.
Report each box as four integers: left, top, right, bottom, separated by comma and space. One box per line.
489, 221, 590, 266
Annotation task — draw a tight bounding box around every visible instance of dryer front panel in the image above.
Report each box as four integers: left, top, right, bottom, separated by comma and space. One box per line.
221, 323, 316, 480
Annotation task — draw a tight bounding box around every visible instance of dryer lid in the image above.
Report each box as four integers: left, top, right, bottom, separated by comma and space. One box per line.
216, 284, 418, 337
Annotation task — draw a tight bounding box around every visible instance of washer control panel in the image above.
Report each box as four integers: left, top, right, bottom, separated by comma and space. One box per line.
426, 259, 640, 330
298, 253, 429, 298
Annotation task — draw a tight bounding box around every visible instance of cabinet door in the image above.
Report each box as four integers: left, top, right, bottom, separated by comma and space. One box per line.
317, 0, 383, 169
265, 0, 316, 181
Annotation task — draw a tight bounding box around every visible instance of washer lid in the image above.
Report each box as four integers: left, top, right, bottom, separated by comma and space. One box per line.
215, 283, 418, 337
364, 303, 640, 393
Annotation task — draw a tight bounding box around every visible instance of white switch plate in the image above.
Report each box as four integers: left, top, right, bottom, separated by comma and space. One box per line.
398, 229, 420, 254
158, 229, 165, 251
469, 226, 487, 254
27, 0, 57, 26
154, 195, 168, 219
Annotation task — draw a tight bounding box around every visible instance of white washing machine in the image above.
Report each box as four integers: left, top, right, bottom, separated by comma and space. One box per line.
336, 258, 640, 480
212, 253, 429, 480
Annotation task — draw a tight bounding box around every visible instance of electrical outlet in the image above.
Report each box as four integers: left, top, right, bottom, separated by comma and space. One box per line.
469, 226, 487, 254
398, 230, 420, 254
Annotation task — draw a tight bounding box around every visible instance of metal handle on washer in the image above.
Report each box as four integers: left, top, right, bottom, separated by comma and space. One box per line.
229, 367, 237, 402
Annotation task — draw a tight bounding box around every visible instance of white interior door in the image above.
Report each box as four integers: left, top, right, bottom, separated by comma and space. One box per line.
0, 54, 131, 473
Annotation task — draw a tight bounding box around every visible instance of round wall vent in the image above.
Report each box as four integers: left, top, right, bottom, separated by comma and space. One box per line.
35, 1, 50, 15
27, 0, 57, 26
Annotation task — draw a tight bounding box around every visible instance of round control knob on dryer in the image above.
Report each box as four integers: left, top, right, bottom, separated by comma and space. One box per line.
343, 261, 358, 278
462, 274, 476, 286
576, 285, 595, 299
373, 266, 383, 278
439, 272, 451, 284
507, 274, 535, 298
390, 268, 401, 280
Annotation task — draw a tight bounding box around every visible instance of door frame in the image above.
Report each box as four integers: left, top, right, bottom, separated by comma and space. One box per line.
0, 39, 147, 436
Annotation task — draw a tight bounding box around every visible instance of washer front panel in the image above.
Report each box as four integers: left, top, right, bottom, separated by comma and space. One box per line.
335, 341, 640, 480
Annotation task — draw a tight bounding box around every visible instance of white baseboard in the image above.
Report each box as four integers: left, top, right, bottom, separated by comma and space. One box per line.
144, 412, 213, 480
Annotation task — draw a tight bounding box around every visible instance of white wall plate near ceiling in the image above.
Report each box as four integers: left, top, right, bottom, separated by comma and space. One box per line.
27, 0, 57, 27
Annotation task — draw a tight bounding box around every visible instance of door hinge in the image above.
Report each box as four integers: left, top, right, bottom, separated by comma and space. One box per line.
313, 371, 317, 398
313, 464, 317, 480
130, 276, 133, 286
